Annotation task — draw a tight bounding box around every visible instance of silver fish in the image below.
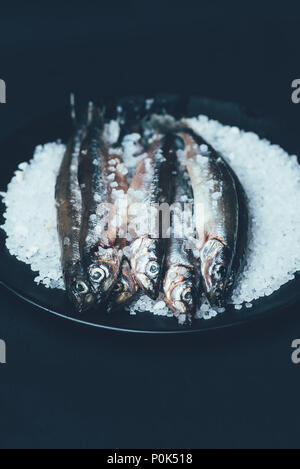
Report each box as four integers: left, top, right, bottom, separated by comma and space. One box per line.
163, 153, 198, 322
176, 125, 240, 307
55, 112, 95, 312
126, 133, 175, 299
78, 105, 126, 303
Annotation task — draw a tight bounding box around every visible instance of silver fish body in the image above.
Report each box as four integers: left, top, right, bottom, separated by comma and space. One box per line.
127, 133, 176, 299
163, 155, 198, 322
55, 117, 95, 313
176, 126, 240, 307
78, 105, 125, 303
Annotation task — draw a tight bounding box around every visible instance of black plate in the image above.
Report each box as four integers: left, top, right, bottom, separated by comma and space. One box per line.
1, 95, 300, 333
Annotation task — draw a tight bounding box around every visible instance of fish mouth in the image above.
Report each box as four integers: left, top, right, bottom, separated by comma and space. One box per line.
81, 293, 96, 312
168, 285, 196, 317
172, 300, 188, 315
167, 298, 193, 325
106, 259, 138, 309
69, 291, 95, 313
208, 290, 225, 308
115, 291, 133, 305
67, 272, 95, 313
164, 265, 197, 317
93, 277, 118, 304
107, 291, 134, 311
134, 272, 160, 299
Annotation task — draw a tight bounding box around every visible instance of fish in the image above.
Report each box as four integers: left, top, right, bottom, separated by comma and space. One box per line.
175, 125, 241, 307
78, 104, 127, 303
163, 154, 198, 322
126, 133, 176, 299
55, 111, 95, 313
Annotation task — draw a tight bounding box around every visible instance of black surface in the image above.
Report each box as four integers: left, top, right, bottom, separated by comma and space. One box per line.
1, 0, 300, 449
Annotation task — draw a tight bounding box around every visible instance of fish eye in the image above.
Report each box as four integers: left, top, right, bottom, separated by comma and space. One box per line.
89, 266, 107, 283
182, 288, 193, 303
146, 261, 160, 279
74, 280, 89, 294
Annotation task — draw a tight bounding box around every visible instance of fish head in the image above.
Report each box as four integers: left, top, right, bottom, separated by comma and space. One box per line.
65, 263, 95, 313
164, 265, 197, 318
107, 260, 138, 309
130, 237, 162, 299
87, 247, 121, 302
201, 238, 231, 307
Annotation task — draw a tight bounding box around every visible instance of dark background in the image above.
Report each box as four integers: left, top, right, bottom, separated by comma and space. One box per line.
0, 0, 300, 449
